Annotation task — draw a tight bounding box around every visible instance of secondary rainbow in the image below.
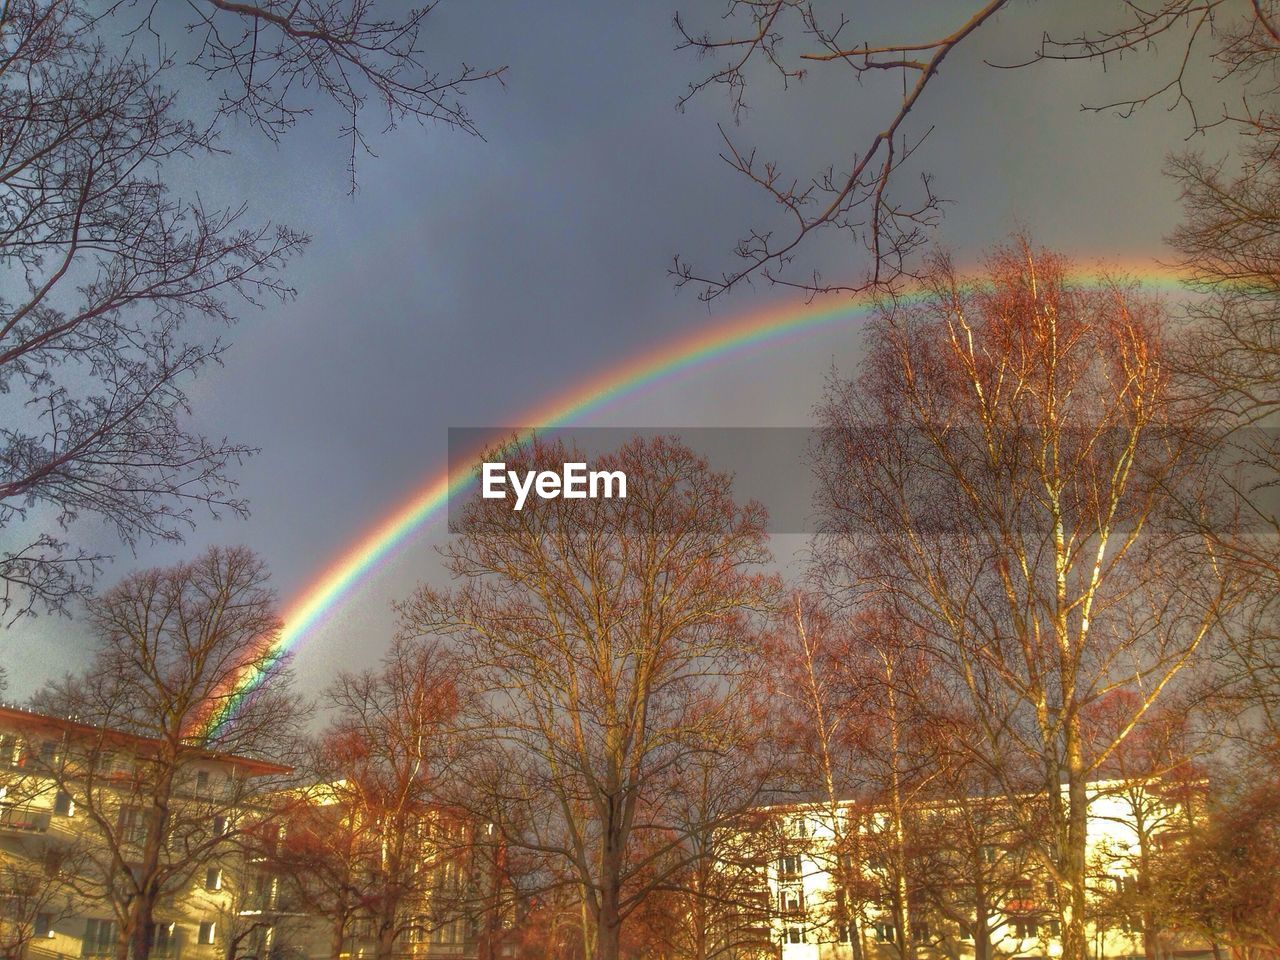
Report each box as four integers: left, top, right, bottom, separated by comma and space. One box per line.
196, 262, 1191, 740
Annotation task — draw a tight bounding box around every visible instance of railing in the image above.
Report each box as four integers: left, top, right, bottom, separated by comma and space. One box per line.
0, 805, 51, 832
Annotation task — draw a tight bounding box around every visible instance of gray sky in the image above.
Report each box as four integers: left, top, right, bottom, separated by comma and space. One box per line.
6, 0, 1230, 697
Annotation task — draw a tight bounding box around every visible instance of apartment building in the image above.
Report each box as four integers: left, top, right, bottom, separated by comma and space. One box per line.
0, 703, 290, 960
254, 783, 511, 960
751, 781, 1207, 960
0, 706, 511, 960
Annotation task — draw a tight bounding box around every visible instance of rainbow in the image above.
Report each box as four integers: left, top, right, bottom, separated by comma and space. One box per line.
197, 262, 1192, 740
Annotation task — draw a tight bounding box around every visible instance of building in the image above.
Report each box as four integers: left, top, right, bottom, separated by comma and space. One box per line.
253, 782, 513, 960
0, 703, 290, 960
0, 704, 511, 960
749, 781, 1208, 960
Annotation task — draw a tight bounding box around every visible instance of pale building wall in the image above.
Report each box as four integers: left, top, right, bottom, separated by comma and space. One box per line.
0, 708, 272, 960
755, 782, 1205, 960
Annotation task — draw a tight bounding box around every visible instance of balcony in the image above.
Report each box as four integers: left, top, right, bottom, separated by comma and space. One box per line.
0, 806, 51, 833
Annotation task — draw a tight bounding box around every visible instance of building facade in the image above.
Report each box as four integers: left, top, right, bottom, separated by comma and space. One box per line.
753, 782, 1207, 960
0, 704, 517, 960
0, 704, 289, 960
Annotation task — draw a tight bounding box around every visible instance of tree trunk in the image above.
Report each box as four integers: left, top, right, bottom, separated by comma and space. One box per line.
375, 922, 397, 960
328, 910, 347, 960
581, 885, 597, 960
1137, 824, 1158, 960
886, 675, 915, 960
850, 913, 865, 960
974, 892, 991, 960
128, 906, 153, 960
1061, 728, 1090, 960
596, 874, 623, 960
115, 919, 132, 960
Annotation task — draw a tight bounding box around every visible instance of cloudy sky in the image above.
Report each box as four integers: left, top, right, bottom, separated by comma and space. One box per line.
6, 0, 1230, 697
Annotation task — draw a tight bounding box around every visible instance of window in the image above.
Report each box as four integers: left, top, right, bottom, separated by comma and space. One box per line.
780, 889, 804, 915
913, 921, 930, 941
0, 734, 21, 768
198, 921, 216, 945
212, 815, 227, 837
354, 918, 374, 939
1014, 918, 1038, 939
196, 771, 210, 792
875, 923, 896, 943
34, 913, 53, 939
790, 816, 809, 838
117, 807, 147, 845
151, 922, 177, 958
1048, 919, 1061, 937
205, 868, 222, 891
54, 791, 74, 817
83, 920, 118, 958
785, 925, 805, 944
778, 854, 802, 879
835, 925, 854, 944
248, 874, 278, 911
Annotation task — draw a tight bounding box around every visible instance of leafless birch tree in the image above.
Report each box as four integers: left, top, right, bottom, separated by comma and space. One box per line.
811, 238, 1231, 960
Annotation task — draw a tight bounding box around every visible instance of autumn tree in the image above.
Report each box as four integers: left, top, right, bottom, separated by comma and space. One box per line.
1155, 776, 1280, 957
630, 740, 781, 960
811, 239, 1229, 960
1082, 694, 1206, 960
767, 595, 945, 959
0, 0, 502, 619
28, 545, 304, 960
764, 595, 875, 955
296, 637, 480, 960
399, 435, 778, 960
911, 744, 1042, 960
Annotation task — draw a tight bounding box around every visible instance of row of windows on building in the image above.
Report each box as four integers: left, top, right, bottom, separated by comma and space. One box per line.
343, 916, 468, 948
779, 918, 1063, 947
777, 844, 1023, 881
74, 918, 219, 957
0, 736, 232, 796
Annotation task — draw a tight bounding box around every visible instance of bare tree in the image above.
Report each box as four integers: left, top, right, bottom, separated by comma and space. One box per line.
632, 737, 781, 960
767, 595, 945, 959
811, 239, 1230, 960
0, 0, 502, 620
1155, 773, 1280, 958
111, 0, 507, 188
28, 545, 304, 960
764, 595, 874, 956
398, 435, 778, 960
672, 1, 1279, 299
911, 742, 1043, 960
313, 637, 480, 960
